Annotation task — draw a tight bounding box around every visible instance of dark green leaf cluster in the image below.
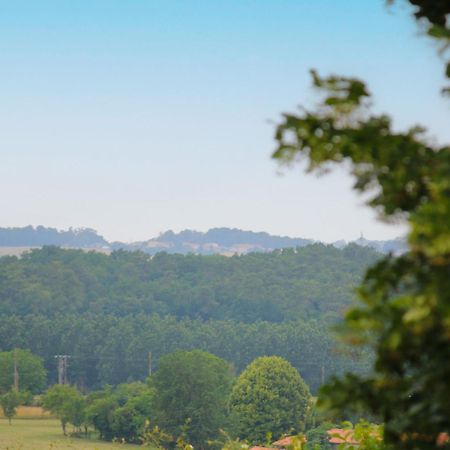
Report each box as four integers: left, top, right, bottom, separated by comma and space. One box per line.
386, 0, 449, 29
389, 1, 449, 95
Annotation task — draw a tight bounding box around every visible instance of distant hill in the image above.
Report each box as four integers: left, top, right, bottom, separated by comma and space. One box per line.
0, 225, 407, 255
0, 226, 107, 248
350, 235, 408, 255
111, 227, 313, 255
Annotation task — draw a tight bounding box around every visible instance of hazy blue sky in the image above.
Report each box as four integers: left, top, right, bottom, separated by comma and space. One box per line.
1, 0, 448, 242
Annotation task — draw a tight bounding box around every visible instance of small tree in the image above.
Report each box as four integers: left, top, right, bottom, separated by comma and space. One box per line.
0, 390, 21, 424
86, 382, 154, 443
42, 384, 85, 434
229, 356, 311, 443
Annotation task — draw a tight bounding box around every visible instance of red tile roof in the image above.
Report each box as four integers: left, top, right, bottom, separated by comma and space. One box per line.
327, 428, 360, 445
437, 433, 449, 447
272, 436, 306, 447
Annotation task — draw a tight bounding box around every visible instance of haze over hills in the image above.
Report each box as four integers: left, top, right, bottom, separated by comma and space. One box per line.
0, 225, 407, 256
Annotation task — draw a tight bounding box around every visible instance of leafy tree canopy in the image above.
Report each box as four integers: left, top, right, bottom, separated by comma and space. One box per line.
86, 382, 154, 443
0, 349, 46, 394
42, 384, 85, 434
151, 350, 233, 449
229, 356, 311, 443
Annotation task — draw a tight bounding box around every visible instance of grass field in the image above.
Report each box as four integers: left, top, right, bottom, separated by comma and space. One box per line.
0, 406, 52, 419
0, 418, 141, 450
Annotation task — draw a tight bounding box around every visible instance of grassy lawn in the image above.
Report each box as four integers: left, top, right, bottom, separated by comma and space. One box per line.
0, 418, 142, 450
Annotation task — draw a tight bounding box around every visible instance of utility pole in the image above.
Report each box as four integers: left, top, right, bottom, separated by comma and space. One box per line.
63, 355, 69, 385
54, 355, 70, 385
13, 349, 19, 391
321, 364, 325, 386
148, 351, 152, 377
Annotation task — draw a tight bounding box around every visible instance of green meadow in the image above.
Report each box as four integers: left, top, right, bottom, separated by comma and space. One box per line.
0, 419, 141, 450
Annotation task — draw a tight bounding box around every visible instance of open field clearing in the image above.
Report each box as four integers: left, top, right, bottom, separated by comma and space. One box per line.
0, 419, 141, 450
0, 406, 52, 419
0, 247, 38, 257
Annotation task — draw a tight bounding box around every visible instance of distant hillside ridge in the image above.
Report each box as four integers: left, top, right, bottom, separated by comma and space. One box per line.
0, 225, 407, 255
0, 226, 107, 248
111, 227, 314, 255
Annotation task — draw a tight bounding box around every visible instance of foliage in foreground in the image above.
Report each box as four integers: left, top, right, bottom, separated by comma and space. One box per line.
272, 1, 450, 448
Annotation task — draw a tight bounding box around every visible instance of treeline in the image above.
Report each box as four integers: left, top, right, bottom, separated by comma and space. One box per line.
156, 228, 310, 247
39, 352, 331, 449
0, 314, 370, 393
1, 349, 370, 449
0, 244, 378, 322
0, 226, 106, 247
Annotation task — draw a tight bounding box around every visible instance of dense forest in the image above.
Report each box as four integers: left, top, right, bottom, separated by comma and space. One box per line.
0, 314, 372, 392
0, 244, 377, 321
0, 244, 376, 392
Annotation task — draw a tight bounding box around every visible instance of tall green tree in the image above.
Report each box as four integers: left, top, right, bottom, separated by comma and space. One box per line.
0, 349, 46, 394
151, 350, 233, 449
272, 2, 449, 449
229, 356, 311, 443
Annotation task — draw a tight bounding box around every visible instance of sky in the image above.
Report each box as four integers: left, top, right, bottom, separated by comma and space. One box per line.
1, 0, 448, 243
